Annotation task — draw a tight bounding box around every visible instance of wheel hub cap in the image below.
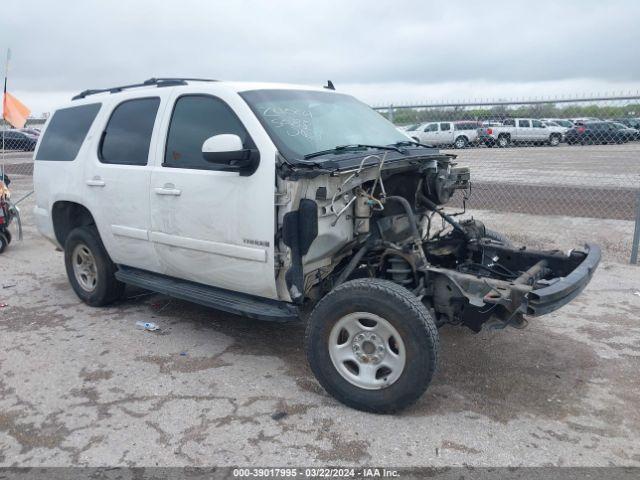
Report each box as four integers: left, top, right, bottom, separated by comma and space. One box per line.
352, 331, 386, 364
329, 312, 406, 390
72, 244, 98, 292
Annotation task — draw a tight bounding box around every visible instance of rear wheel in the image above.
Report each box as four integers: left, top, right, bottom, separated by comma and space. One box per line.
64, 226, 124, 306
454, 136, 468, 149
305, 278, 439, 413
497, 135, 510, 148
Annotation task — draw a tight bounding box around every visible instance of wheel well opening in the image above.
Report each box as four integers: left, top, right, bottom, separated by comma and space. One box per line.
51, 202, 96, 246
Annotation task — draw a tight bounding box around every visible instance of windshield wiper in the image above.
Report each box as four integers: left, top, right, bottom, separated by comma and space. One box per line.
391, 140, 434, 149
303, 144, 406, 160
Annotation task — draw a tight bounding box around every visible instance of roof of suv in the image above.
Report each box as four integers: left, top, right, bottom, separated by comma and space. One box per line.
71, 77, 330, 101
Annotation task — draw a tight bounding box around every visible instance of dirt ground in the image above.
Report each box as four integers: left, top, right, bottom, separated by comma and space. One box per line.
0, 179, 639, 467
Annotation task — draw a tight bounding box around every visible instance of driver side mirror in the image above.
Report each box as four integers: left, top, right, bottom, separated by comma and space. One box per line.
201, 134, 260, 176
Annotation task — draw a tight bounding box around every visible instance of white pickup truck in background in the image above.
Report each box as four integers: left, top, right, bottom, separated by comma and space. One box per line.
408, 121, 480, 148
477, 118, 564, 147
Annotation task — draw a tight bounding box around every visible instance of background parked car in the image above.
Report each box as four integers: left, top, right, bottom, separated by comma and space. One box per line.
541, 118, 574, 128
542, 121, 568, 140
609, 118, 640, 129
477, 118, 563, 147
0, 130, 39, 151
610, 122, 640, 141
565, 121, 628, 145
19, 128, 41, 137
408, 121, 479, 148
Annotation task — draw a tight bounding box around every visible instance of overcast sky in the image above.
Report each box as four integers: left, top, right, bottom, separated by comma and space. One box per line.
2, 0, 639, 115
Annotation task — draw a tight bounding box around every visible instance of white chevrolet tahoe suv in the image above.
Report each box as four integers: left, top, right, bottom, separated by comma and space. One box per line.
34, 78, 599, 413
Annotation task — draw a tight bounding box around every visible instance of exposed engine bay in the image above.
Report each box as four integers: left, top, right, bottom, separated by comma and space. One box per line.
276, 150, 600, 332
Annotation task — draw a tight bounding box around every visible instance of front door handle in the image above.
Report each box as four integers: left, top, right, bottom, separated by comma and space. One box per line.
154, 184, 181, 196
86, 178, 106, 187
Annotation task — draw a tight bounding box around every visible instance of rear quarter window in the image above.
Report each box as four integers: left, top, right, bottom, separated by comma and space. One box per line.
36, 103, 101, 161
454, 122, 477, 130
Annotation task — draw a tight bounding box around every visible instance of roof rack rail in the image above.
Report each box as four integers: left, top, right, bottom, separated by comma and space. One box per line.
72, 77, 218, 100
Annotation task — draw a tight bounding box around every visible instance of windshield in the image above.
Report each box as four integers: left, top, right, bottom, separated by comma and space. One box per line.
240, 89, 409, 161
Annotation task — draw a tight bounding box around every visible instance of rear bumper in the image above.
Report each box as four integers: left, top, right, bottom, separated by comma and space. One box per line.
526, 243, 601, 316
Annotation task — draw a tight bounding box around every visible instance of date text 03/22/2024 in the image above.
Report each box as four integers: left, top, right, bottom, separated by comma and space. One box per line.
232, 468, 400, 478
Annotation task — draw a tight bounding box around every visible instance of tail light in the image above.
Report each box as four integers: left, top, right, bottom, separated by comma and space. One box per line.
577, 126, 586, 133
487, 128, 493, 135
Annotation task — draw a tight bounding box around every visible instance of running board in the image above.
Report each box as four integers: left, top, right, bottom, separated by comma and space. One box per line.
115, 266, 299, 322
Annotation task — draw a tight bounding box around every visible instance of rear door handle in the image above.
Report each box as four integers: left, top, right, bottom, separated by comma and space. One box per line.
86, 178, 106, 187
154, 185, 181, 196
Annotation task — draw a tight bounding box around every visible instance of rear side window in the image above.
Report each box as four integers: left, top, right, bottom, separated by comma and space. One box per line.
518, 120, 531, 128
164, 95, 252, 170
439, 123, 451, 131
36, 103, 101, 161
99, 98, 160, 165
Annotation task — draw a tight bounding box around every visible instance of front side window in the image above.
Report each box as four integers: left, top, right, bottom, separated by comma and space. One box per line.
100, 97, 160, 165
36, 103, 101, 161
424, 123, 438, 132
240, 89, 407, 161
532, 120, 544, 128
164, 95, 252, 170
503, 119, 515, 126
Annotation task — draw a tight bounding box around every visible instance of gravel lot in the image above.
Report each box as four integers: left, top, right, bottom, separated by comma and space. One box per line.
1, 176, 639, 467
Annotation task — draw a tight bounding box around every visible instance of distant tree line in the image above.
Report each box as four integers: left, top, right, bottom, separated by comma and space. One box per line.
380, 103, 640, 125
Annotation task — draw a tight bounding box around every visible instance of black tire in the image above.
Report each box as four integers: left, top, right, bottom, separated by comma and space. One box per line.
305, 278, 439, 413
549, 134, 561, 146
497, 135, 510, 148
454, 136, 468, 149
64, 226, 124, 306
4, 229, 11, 245
484, 228, 513, 247
0, 233, 7, 254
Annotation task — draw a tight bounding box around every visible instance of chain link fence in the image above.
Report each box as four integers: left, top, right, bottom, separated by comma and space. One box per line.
1, 119, 43, 178
1, 97, 639, 263
374, 95, 640, 264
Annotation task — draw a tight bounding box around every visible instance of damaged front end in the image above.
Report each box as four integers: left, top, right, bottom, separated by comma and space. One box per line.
422, 236, 600, 332
275, 146, 600, 332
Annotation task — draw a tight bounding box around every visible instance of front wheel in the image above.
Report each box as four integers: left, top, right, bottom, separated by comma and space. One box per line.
305, 279, 439, 413
549, 134, 561, 146
64, 226, 124, 306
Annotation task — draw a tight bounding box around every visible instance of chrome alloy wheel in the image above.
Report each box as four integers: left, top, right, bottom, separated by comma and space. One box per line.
328, 312, 406, 390
72, 244, 98, 292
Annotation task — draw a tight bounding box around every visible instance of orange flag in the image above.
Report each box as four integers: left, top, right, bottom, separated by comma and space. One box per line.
3, 92, 31, 129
